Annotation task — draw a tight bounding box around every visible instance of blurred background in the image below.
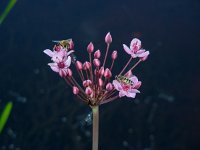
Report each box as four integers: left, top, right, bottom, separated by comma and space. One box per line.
0, 0, 200, 149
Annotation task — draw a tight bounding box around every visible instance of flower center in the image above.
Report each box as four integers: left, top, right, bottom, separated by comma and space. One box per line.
122, 84, 130, 91
58, 62, 65, 68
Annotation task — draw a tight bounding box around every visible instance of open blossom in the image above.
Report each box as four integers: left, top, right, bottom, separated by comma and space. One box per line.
48, 56, 71, 77
113, 71, 141, 98
123, 38, 149, 59
44, 32, 149, 106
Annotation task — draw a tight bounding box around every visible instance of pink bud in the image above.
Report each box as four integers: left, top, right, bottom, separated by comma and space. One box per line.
134, 81, 142, 89
67, 68, 72, 77
73, 86, 79, 95
83, 61, 91, 70
94, 50, 101, 58
93, 59, 100, 67
124, 70, 132, 77
111, 51, 118, 60
87, 42, 94, 53
98, 78, 103, 87
59, 70, 67, 77
83, 80, 92, 87
69, 40, 74, 50
106, 83, 113, 91
85, 87, 93, 95
105, 32, 112, 44
99, 67, 104, 76
76, 61, 83, 70
94, 69, 97, 75
104, 68, 112, 78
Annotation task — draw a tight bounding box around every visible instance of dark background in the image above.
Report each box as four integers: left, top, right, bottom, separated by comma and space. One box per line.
0, 0, 200, 149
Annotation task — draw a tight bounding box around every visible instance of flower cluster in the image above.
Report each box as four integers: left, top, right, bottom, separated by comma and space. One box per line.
44, 32, 149, 106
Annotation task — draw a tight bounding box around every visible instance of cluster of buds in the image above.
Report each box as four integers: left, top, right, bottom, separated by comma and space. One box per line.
44, 32, 149, 107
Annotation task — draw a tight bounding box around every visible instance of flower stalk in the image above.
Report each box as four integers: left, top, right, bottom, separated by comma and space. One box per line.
92, 106, 99, 150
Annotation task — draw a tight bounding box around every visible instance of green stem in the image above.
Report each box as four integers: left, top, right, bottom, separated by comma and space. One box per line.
92, 106, 99, 150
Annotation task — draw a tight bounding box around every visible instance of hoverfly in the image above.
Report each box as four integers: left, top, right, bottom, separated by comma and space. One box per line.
52, 39, 72, 49
115, 75, 133, 85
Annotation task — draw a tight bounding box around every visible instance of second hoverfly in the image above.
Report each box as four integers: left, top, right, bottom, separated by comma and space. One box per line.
115, 75, 134, 85
52, 39, 72, 49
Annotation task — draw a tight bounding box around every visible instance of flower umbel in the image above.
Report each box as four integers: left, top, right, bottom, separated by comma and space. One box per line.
44, 33, 149, 150
44, 33, 149, 106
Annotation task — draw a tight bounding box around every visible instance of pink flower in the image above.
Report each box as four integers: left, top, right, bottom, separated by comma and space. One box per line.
48, 56, 71, 77
113, 71, 141, 98
44, 49, 74, 63
123, 38, 149, 59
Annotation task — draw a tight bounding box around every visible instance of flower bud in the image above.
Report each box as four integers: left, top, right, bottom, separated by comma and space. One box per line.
93, 59, 100, 67
99, 67, 104, 76
83, 61, 91, 70
98, 78, 103, 87
83, 80, 92, 87
124, 70, 132, 77
94, 50, 101, 58
67, 68, 72, 77
111, 50, 118, 60
73, 86, 79, 95
68, 40, 74, 50
104, 68, 112, 78
105, 32, 112, 44
87, 42, 94, 53
106, 83, 113, 91
59, 70, 67, 77
85, 87, 93, 95
76, 61, 83, 70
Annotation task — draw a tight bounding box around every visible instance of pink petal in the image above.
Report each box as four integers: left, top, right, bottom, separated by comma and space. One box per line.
134, 81, 142, 89
119, 91, 126, 97
130, 38, 141, 51
65, 56, 71, 67
137, 51, 149, 58
123, 44, 132, 55
48, 63, 59, 72
129, 76, 138, 83
126, 92, 136, 98
44, 49, 54, 57
129, 89, 140, 93
113, 80, 122, 91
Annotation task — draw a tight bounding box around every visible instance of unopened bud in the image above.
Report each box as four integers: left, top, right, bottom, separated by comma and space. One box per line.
99, 67, 104, 76
93, 59, 100, 67
98, 78, 103, 87
67, 68, 72, 77
83, 80, 92, 87
87, 42, 94, 53
106, 83, 113, 91
105, 32, 112, 44
104, 68, 112, 78
94, 50, 101, 58
83, 61, 91, 70
76, 61, 83, 70
69, 40, 74, 50
85, 87, 93, 95
111, 51, 118, 60
73, 86, 79, 95
59, 70, 67, 77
